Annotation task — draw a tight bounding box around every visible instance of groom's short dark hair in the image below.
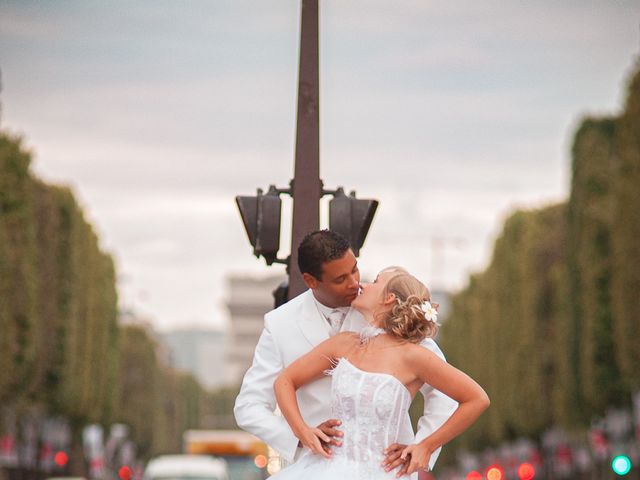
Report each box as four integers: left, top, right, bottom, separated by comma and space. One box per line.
298, 230, 351, 280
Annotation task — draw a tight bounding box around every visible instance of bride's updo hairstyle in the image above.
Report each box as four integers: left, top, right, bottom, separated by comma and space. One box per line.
376, 267, 439, 343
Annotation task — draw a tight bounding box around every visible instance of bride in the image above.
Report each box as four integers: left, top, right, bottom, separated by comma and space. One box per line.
271, 267, 490, 479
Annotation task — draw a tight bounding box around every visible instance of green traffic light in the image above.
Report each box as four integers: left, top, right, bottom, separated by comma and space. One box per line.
612, 455, 632, 476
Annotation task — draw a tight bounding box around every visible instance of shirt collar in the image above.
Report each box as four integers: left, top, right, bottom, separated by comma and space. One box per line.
311, 293, 350, 318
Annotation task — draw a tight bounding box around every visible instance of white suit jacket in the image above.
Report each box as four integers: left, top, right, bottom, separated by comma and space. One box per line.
233, 290, 458, 471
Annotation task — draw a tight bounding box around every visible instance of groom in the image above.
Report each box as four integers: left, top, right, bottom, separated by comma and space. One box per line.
234, 229, 457, 476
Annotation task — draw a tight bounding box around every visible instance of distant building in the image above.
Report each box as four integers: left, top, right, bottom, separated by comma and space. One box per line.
225, 273, 285, 386
161, 329, 227, 390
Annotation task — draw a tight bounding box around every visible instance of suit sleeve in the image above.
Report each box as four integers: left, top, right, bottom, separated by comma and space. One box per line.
415, 338, 459, 471
233, 321, 301, 463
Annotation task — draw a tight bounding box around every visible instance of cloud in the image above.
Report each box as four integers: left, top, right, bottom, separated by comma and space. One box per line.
1, 0, 638, 330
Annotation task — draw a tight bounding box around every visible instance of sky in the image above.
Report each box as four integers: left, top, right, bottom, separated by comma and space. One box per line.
1, 1, 638, 332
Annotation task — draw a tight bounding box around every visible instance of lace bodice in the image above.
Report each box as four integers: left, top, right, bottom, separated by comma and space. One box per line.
330, 358, 413, 469
271, 357, 415, 480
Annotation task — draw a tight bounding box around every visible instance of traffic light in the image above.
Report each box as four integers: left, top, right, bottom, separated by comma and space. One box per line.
118, 466, 132, 480
612, 455, 632, 476
486, 465, 504, 480
236, 186, 282, 265
329, 188, 378, 256
54, 451, 68, 467
466, 471, 482, 480
517, 462, 535, 480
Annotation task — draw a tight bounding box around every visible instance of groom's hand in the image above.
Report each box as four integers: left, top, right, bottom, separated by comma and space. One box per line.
297, 419, 343, 453
316, 419, 343, 452
382, 443, 409, 476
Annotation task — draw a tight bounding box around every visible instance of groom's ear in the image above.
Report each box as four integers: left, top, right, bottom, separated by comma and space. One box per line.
302, 272, 319, 289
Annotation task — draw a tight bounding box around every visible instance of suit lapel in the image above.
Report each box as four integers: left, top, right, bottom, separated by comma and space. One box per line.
298, 290, 331, 347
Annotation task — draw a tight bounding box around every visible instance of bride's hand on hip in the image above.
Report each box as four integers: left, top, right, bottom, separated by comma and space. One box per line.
400, 443, 433, 476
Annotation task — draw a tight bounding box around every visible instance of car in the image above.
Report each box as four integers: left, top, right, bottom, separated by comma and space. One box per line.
143, 455, 229, 480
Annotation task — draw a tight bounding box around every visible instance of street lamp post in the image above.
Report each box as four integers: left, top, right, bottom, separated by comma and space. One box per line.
289, 0, 321, 299
235, 1, 378, 306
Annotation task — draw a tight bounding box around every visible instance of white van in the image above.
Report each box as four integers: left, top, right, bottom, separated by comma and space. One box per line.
143, 455, 229, 480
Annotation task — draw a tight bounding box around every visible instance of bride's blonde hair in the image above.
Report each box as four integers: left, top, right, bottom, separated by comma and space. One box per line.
375, 266, 439, 343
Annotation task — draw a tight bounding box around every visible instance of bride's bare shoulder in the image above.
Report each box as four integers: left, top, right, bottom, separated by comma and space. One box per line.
403, 341, 441, 364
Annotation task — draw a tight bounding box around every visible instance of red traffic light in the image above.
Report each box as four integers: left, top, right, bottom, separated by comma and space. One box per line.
466, 471, 482, 480
119, 466, 132, 480
54, 451, 68, 467
518, 462, 535, 480
486, 465, 504, 480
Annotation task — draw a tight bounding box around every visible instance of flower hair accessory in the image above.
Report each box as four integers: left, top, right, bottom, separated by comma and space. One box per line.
421, 301, 439, 323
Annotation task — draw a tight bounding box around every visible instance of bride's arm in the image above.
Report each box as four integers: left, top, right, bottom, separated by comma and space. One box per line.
274, 332, 355, 458
401, 345, 490, 475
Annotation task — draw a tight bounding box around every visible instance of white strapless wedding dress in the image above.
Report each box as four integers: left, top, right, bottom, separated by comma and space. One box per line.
271, 358, 414, 480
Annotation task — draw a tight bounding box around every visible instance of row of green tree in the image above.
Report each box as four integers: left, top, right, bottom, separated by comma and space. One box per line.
440, 63, 640, 447
0, 133, 225, 470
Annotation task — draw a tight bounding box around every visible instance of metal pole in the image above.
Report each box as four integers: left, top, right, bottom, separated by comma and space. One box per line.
289, 0, 320, 300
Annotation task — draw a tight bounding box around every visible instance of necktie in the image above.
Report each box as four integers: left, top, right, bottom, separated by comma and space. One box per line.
327, 310, 345, 336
